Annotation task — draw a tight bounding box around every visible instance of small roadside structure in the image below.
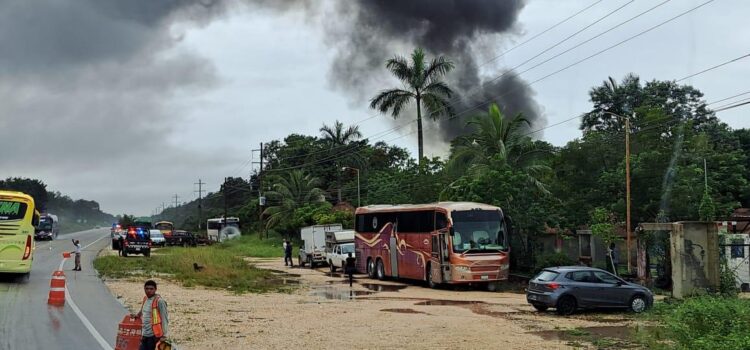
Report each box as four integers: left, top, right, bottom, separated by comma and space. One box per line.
639, 221, 720, 298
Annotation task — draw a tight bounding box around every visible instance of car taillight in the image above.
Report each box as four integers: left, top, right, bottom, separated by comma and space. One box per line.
22, 235, 32, 260
547, 282, 560, 290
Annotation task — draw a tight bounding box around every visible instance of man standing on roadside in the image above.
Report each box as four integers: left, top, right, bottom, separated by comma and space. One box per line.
345, 252, 356, 287
284, 240, 294, 267
134, 280, 169, 350
71, 239, 82, 271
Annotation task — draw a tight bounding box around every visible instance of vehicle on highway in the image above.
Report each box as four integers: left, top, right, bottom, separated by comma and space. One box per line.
122, 219, 152, 257
166, 230, 197, 247
526, 266, 654, 315
355, 202, 512, 291
34, 213, 59, 241
0, 191, 40, 276
149, 230, 166, 247
154, 221, 174, 240
111, 224, 125, 250
299, 224, 343, 268
207, 217, 240, 242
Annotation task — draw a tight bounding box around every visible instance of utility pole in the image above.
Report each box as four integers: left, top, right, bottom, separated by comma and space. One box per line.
173, 194, 180, 211
252, 143, 265, 239
625, 114, 632, 274
223, 177, 228, 224
195, 179, 205, 230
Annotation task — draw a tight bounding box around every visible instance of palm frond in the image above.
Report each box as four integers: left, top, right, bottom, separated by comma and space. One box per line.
370, 88, 414, 118
421, 93, 454, 120
385, 55, 412, 82
424, 56, 455, 82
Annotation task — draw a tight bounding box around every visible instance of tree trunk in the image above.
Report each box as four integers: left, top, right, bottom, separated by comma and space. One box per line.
416, 95, 423, 166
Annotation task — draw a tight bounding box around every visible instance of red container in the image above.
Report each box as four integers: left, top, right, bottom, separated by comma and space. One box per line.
115, 315, 143, 350
62, 252, 71, 258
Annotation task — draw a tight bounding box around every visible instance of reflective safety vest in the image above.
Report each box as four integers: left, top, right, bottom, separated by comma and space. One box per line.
141, 295, 164, 338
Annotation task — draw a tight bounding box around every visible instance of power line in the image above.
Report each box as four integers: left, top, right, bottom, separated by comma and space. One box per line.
714, 100, 750, 112
707, 90, 750, 106
676, 53, 750, 82
478, 0, 606, 68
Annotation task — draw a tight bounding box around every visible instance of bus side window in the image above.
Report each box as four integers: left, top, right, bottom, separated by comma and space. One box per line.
435, 212, 447, 230
32, 212, 40, 226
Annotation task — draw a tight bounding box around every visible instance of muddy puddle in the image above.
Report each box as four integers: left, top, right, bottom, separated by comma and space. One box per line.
309, 286, 375, 300
414, 300, 486, 306
381, 308, 429, 315
530, 325, 651, 344
360, 283, 407, 292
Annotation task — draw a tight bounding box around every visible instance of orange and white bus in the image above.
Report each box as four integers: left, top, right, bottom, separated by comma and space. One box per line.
0, 191, 39, 276
355, 202, 512, 290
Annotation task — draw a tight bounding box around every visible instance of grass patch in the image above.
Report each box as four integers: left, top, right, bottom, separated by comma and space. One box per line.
94, 234, 295, 293
637, 296, 750, 349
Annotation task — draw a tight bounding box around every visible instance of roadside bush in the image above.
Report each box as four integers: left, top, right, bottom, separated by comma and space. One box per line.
534, 252, 575, 274
642, 296, 750, 350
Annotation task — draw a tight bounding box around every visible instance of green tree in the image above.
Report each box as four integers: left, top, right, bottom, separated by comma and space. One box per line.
590, 207, 618, 246
447, 103, 553, 193
370, 48, 455, 164
262, 170, 326, 234
0, 177, 49, 211
319, 120, 362, 203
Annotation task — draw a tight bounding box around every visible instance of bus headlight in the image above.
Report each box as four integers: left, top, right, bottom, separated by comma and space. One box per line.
500, 264, 510, 271
454, 265, 470, 273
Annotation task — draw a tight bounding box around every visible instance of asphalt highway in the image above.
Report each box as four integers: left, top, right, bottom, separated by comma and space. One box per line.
0, 228, 128, 350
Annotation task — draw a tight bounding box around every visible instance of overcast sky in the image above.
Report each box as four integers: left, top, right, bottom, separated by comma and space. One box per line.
1, 0, 748, 216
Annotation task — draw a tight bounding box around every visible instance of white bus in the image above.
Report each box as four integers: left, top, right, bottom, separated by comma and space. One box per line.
207, 217, 240, 242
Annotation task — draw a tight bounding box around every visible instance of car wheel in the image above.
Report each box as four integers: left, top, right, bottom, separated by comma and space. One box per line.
308, 256, 314, 269
630, 295, 647, 313
329, 262, 336, 273
376, 259, 385, 280
556, 296, 577, 316
487, 282, 498, 292
532, 304, 548, 312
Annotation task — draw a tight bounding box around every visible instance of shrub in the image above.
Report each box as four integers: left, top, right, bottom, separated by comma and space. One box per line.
534, 252, 575, 274
643, 296, 750, 350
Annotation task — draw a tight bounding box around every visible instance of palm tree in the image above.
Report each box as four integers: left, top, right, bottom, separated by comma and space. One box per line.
447, 103, 552, 194
370, 48, 455, 164
262, 170, 326, 231
320, 120, 362, 202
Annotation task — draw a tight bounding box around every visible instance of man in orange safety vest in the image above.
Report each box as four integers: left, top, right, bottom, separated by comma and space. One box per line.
134, 280, 169, 350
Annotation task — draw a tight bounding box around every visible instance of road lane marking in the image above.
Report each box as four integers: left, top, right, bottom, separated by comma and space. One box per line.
65, 285, 113, 350
57, 233, 114, 350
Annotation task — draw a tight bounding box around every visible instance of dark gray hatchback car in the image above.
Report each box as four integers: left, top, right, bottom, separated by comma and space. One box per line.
526, 266, 653, 315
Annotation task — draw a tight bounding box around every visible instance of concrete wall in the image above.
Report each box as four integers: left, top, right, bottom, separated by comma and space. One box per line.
670, 222, 720, 298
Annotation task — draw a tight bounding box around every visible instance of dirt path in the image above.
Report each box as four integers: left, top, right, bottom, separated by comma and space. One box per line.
102, 257, 640, 349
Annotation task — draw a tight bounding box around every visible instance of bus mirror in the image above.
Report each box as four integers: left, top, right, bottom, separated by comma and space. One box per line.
32, 213, 40, 227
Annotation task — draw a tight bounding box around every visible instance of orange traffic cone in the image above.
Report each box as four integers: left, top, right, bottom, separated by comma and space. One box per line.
48, 270, 66, 306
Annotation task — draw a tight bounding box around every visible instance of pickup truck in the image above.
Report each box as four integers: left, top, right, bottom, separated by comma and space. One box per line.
327, 242, 355, 272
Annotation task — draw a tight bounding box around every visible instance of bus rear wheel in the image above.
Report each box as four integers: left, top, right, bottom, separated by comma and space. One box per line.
376, 259, 385, 280
366, 259, 375, 278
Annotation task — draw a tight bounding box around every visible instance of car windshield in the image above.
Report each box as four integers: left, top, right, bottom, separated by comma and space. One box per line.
534, 270, 559, 282
151, 232, 163, 238
341, 244, 355, 254
451, 209, 506, 253
37, 224, 53, 230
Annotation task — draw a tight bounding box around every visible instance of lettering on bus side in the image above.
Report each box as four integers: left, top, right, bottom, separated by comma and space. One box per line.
0, 201, 26, 221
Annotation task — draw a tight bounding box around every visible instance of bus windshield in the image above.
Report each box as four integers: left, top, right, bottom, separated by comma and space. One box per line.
451, 210, 506, 253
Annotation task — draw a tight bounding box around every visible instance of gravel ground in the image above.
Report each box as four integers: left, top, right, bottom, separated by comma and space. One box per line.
101, 255, 638, 349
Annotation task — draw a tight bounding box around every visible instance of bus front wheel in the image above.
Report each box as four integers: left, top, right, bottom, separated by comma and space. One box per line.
427, 264, 437, 289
